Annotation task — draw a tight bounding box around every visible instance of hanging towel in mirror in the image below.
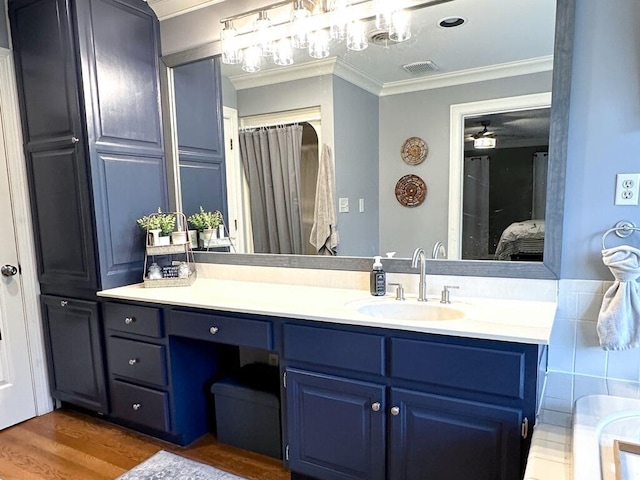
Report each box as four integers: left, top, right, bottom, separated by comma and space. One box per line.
310, 144, 339, 255
597, 245, 640, 350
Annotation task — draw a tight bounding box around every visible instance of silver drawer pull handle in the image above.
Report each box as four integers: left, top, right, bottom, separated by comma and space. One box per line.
209, 326, 219, 335
390, 406, 400, 416
124, 317, 135, 325
128, 358, 138, 366
371, 402, 381, 412
60, 300, 68, 307
71, 136, 79, 144
132, 403, 141, 411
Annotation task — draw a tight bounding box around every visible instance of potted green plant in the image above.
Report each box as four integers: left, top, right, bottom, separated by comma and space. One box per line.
137, 208, 175, 246
188, 207, 223, 247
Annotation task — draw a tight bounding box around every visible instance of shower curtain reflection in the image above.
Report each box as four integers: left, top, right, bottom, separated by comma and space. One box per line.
239, 124, 318, 254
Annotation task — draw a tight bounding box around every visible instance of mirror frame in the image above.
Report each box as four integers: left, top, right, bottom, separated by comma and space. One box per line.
160, 0, 574, 279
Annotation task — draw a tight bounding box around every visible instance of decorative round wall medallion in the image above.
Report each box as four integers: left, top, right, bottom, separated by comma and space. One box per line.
401, 137, 428, 165
395, 174, 427, 207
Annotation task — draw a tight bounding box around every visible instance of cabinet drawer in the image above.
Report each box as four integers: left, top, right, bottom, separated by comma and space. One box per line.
284, 324, 385, 376
111, 380, 170, 432
168, 310, 272, 349
390, 338, 526, 399
107, 337, 167, 386
104, 303, 162, 338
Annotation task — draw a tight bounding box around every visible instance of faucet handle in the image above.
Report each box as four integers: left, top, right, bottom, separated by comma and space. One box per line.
440, 285, 459, 304
388, 282, 405, 301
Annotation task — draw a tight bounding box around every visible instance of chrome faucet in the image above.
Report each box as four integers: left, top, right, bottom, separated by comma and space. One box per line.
411, 247, 428, 302
432, 241, 446, 259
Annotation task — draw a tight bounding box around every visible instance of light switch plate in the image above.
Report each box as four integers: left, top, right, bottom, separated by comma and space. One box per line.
339, 197, 349, 213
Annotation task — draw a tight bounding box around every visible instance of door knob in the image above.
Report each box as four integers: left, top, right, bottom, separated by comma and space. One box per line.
1, 265, 17, 277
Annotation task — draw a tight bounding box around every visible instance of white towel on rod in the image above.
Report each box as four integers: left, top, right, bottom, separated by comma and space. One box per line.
310, 144, 339, 255
597, 245, 640, 350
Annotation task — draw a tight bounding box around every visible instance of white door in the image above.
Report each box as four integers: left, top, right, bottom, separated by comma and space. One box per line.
0, 88, 37, 429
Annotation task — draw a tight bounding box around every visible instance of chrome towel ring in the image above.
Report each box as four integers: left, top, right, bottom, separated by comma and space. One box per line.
601, 220, 640, 250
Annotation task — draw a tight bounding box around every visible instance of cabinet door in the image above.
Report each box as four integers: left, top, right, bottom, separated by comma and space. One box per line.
286, 368, 385, 480
9, 0, 98, 290
41, 295, 108, 413
388, 388, 522, 480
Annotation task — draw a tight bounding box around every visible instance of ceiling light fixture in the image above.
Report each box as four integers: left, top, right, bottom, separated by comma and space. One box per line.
473, 121, 496, 149
219, 0, 414, 71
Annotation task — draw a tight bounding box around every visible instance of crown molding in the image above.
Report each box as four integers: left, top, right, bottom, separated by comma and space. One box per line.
148, 0, 225, 21
229, 57, 383, 95
380, 55, 554, 97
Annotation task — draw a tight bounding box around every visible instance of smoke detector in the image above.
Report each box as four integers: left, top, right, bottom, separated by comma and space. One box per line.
402, 61, 439, 75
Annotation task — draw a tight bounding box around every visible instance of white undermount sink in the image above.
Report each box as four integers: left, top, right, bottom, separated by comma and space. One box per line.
350, 299, 467, 322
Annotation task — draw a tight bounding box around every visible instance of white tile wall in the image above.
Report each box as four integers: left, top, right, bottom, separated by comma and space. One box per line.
548, 279, 640, 384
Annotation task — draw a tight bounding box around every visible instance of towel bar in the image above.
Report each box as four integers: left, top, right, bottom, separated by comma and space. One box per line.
601, 220, 640, 249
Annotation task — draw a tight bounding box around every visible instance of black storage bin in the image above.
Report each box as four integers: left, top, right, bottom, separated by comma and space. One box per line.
211, 363, 281, 459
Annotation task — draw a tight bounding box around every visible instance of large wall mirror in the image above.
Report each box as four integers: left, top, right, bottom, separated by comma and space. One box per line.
160, 0, 574, 279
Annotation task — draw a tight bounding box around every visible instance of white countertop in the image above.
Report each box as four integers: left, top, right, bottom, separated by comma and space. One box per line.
98, 277, 556, 344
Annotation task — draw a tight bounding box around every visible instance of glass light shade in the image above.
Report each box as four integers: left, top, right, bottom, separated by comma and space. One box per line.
242, 46, 262, 73
308, 29, 330, 59
329, 0, 352, 41
474, 137, 496, 149
254, 11, 274, 56
291, 1, 311, 48
375, 0, 394, 30
273, 38, 294, 66
389, 9, 411, 42
221, 21, 243, 65
347, 20, 368, 51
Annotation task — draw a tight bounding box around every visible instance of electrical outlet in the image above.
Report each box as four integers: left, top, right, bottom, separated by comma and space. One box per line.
268, 353, 279, 366
615, 173, 640, 205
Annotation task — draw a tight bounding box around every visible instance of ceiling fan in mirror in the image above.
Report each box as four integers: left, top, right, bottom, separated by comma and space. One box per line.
469, 120, 497, 149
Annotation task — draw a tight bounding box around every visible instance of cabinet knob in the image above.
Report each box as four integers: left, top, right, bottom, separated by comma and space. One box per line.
132, 403, 141, 411
209, 326, 219, 335
60, 300, 68, 307
371, 402, 381, 412
128, 358, 138, 366
124, 316, 135, 325
71, 136, 80, 144
390, 406, 400, 416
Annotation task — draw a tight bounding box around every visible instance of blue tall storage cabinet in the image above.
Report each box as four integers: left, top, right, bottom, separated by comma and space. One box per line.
9, 0, 168, 413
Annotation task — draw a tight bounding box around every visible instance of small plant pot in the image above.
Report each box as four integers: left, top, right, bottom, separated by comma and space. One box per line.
171, 231, 188, 244
199, 228, 215, 248
156, 235, 171, 246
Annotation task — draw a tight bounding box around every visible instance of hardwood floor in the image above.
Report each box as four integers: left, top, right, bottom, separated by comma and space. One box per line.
0, 409, 291, 480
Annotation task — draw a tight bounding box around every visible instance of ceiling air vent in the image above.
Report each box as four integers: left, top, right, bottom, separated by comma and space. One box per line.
368, 29, 391, 46
402, 61, 439, 75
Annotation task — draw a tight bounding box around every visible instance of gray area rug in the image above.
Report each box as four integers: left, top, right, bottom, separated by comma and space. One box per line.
116, 450, 246, 480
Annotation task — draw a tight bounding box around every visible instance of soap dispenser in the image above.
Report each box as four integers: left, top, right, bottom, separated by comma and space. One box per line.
370, 256, 386, 296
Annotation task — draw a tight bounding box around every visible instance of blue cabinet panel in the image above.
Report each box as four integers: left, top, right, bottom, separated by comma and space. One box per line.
174, 59, 223, 154
30, 148, 97, 289
174, 57, 227, 220
180, 160, 226, 219
284, 324, 385, 376
90, 0, 162, 145
11, 0, 79, 143
390, 337, 526, 399
388, 388, 522, 480
100, 153, 167, 288
41, 295, 108, 413
286, 369, 385, 480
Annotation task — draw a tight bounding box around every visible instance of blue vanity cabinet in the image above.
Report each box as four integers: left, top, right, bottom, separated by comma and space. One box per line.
286, 369, 386, 480
283, 322, 538, 480
40, 295, 108, 413
387, 388, 523, 480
